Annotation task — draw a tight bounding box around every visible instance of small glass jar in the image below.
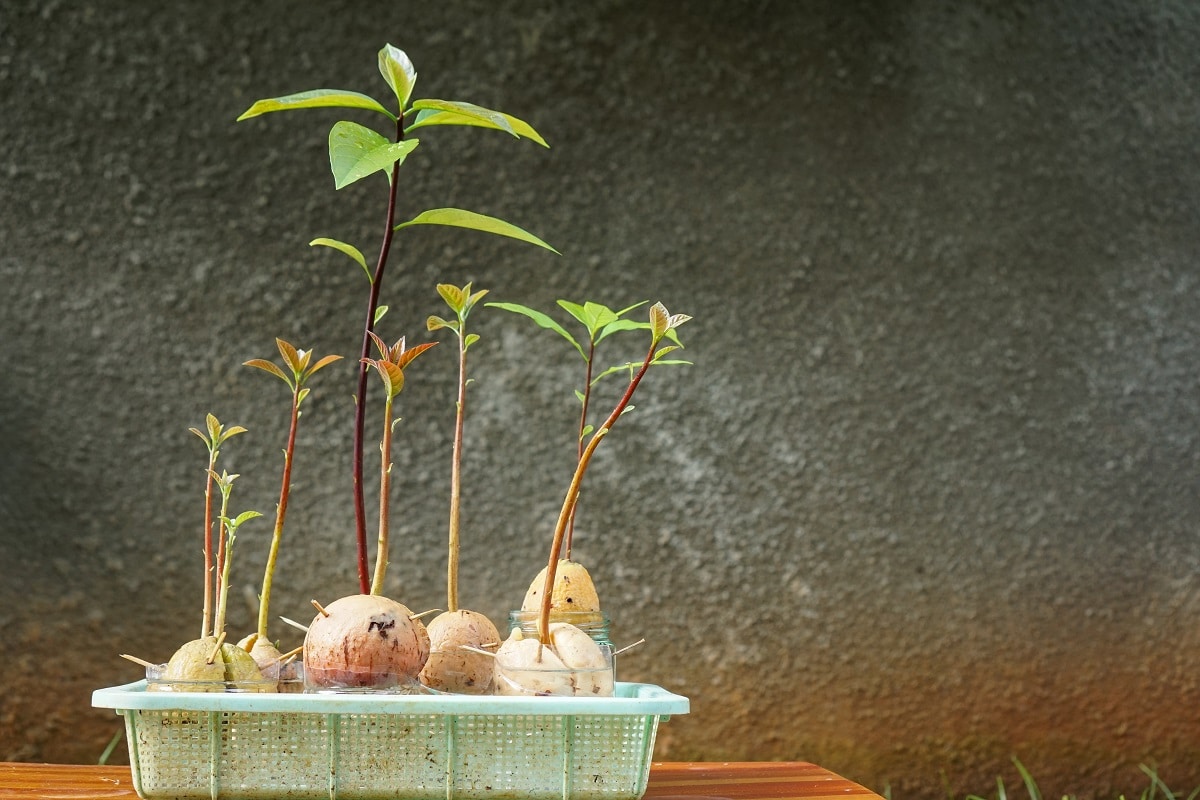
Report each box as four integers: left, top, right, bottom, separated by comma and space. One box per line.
506, 610, 616, 681
505, 610, 612, 647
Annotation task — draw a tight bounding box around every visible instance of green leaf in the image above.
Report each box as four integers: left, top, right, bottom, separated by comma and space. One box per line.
465, 288, 489, 312
405, 105, 549, 147
484, 301, 583, 359
411, 100, 514, 136
237, 89, 395, 122
219, 426, 248, 445
437, 283, 466, 312
297, 387, 311, 406
580, 424, 594, 439
464, 333, 480, 349
557, 300, 591, 331
374, 305, 389, 324
591, 361, 640, 385
230, 510, 264, 528
427, 314, 452, 331
396, 208, 559, 254
574, 389, 586, 405
595, 318, 648, 345
310, 238, 371, 282
378, 44, 417, 110
328, 121, 419, 190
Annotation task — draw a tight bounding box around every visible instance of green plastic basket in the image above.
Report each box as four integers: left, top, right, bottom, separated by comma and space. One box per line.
92, 681, 688, 800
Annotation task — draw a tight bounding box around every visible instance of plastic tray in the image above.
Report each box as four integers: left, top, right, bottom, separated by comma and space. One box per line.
92, 681, 689, 800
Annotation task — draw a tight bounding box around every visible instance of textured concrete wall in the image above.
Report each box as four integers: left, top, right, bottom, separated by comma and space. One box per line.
3, 1, 1200, 796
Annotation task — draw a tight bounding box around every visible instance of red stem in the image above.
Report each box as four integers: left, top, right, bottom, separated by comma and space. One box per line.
352, 114, 405, 595
539, 340, 658, 643
565, 340, 596, 561
201, 454, 216, 639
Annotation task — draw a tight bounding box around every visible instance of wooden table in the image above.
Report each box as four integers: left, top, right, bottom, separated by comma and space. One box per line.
0, 761, 882, 800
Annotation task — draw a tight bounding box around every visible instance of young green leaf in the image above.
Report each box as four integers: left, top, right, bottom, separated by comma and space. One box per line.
328, 121, 419, 190
310, 237, 371, 282
230, 510, 264, 528
378, 44, 417, 111
427, 314, 454, 332
437, 283, 466, 312
374, 305, 389, 324
464, 333, 480, 349
405, 107, 549, 147
409, 100, 517, 137
395, 208, 560, 254
484, 301, 584, 358
237, 89, 395, 122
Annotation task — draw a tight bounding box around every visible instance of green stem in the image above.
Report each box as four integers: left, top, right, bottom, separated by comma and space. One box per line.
213, 485, 233, 638
447, 332, 468, 612
258, 389, 300, 639
538, 340, 658, 643
200, 452, 217, 640
370, 394, 395, 596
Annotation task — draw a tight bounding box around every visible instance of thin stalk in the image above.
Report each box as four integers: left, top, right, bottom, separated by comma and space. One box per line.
200, 452, 217, 639
212, 473, 235, 637
565, 339, 597, 560
353, 114, 405, 595
257, 389, 300, 639
370, 394, 396, 595
212, 477, 232, 638
215, 523, 234, 639
446, 332, 468, 612
538, 341, 658, 643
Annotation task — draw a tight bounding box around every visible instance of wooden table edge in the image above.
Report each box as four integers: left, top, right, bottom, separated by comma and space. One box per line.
0, 760, 884, 800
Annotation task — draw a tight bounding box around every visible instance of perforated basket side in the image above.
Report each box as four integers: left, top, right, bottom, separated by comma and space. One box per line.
121, 706, 663, 800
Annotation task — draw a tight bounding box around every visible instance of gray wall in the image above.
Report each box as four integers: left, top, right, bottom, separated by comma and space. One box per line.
3, 1, 1200, 796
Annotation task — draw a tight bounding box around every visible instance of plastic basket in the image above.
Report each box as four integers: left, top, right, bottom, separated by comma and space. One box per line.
92, 681, 688, 800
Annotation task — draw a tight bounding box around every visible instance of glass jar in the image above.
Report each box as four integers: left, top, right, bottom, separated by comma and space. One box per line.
505, 609, 612, 648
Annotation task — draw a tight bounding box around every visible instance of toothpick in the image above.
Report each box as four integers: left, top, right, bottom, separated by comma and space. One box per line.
280, 615, 310, 633
458, 645, 498, 658
206, 631, 227, 665
612, 638, 646, 658
310, 599, 330, 617
409, 608, 441, 621
119, 654, 159, 669
279, 645, 304, 661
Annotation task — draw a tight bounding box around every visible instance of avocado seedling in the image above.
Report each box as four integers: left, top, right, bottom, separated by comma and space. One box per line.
303, 333, 436, 690
496, 303, 691, 695
420, 283, 502, 694
236, 339, 341, 680
148, 422, 269, 692
238, 43, 557, 597
489, 300, 689, 625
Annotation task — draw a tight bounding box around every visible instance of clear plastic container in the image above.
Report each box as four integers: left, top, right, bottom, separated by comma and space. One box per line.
144, 663, 277, 694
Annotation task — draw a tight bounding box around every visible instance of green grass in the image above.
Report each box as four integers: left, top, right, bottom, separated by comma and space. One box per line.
882, 759, 1200, 800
